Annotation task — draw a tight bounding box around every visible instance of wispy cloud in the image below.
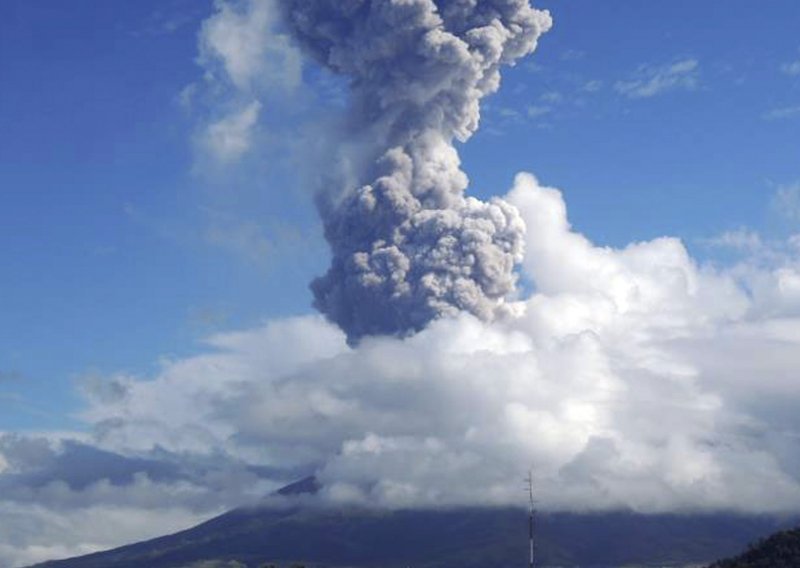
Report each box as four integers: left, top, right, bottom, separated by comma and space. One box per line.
205, 215, 273, 265
490, 90, 561, 129
496, 107, 523, 122
763, 105, 800, 121
523, 61, 545, 74
197, 0, 302, 93
187, 0, 303, 165
702, 228, 764, 255
540, 91, 563, 104
524, 91, 565, 122
199, 101, 262, 163
781, 60, 800, 76
560, 49, 585, 61
582, 80, 603, 93
772, 184, 800, 221
131, 1, 205, 37
615, 58, 699, 99
526, 105, 552, 119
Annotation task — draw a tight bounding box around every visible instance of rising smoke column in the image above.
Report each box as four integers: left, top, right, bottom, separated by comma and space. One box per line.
279, 0, 552, 344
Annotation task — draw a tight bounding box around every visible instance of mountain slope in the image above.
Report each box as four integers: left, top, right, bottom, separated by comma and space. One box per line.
32, 504, 795, 568
708, 527, 800, 568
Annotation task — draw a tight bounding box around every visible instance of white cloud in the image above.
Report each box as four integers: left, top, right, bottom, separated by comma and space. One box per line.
781, 60, 800, 76
615, 59, 699, 99
526, 105, 552, 119
5, 175, 800, 564
0, 501, 211, 568
496, 107, 524, 123
703, 228, 764, 254
540, 91, 563, 104
582, 80, 603, 93
772, 184, 800, 221
189, 0, 303, 164
764, 105, 800, 121
197, 0, 301, 93
560, 49, 585, 61
0, 430, 286, 567
519, 92, 562, 123
200, 100, 262, 163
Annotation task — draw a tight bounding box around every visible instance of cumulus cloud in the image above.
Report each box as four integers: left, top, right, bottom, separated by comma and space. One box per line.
5, 2, 800, 566
615, 58, 699, 99
4, 176, 800, 564
0, 430, 293, 567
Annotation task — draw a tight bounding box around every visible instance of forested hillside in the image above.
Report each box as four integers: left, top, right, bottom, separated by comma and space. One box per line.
709, 528, 800, 568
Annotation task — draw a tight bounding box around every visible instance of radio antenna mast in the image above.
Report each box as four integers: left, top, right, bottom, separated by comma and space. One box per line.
525, 470, 535, 568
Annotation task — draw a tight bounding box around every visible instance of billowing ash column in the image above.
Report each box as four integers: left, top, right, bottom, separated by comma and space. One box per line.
278, 0, 552, 344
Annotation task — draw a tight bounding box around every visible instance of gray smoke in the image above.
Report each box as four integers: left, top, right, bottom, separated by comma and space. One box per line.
279, 0, 552, 343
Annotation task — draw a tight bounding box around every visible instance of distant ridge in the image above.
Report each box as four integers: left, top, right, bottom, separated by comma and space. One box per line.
708, 527, 800, 567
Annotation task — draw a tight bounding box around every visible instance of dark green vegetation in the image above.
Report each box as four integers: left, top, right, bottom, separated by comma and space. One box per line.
32, 506, 795, 568
708, 527, 800, 568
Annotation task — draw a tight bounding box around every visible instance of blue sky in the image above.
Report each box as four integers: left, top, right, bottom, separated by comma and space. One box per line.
1, 0, 798, 432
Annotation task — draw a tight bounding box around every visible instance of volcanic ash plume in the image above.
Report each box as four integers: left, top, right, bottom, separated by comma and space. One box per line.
278, 0, 552, 343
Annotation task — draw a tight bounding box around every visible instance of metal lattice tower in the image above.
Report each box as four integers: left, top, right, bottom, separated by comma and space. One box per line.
526, 471, 535, 568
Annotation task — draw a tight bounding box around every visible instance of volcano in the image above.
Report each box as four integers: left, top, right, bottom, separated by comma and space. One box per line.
31, 479, 796, 568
